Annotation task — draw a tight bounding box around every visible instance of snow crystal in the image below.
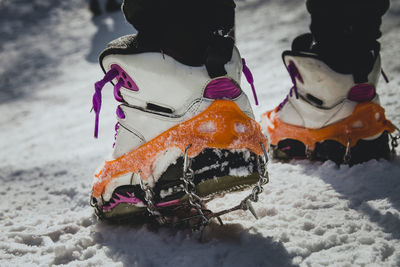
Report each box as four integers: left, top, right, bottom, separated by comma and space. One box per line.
228, 167, 251, 177
197, 121, 217, 133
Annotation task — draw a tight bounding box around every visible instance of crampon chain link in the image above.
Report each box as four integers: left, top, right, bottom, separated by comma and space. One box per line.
181, 145, 209, 231
390, 124, 400, 155
139, 171, 166, 225
342, 123, 400, 162
326, 123, 400, 163
180, 143, 269, 231
136, 143, 269, 231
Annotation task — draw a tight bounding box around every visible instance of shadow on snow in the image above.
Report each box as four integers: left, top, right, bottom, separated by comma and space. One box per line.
93, 221, 297, 267
298, 157, 400, 240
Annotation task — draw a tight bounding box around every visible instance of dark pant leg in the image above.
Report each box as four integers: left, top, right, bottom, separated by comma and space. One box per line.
89, 0, 101, 16
306, 0, 390, 82
122, 0, 235, 77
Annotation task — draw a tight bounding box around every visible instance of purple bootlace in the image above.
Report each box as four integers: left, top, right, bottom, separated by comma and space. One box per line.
278, 86, 298, 111
92, 69, 119, 138
242, 58, 259, 106
92, 66, 135, 138
278, 61, 303, 111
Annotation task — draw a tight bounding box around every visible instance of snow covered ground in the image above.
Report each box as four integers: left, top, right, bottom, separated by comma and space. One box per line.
1, 0, 399, 266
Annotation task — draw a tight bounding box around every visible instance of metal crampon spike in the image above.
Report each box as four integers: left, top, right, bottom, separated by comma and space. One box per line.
343, 138, 352, 164
242, 199, 258, 220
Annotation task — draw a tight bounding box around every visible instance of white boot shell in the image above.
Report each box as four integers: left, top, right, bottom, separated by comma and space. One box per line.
277, 52, 382, 130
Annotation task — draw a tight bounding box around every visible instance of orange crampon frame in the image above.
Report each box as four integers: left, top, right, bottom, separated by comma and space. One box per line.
261, 102, 396, 151
92, 100, 268, 198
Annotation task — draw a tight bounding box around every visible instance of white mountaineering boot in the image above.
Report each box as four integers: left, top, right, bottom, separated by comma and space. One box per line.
90, 37, 268, 223
261, 50, 396, 165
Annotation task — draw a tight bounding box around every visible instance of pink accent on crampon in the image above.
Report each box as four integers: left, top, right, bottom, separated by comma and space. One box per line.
281, 146, 291, 151
110, 64, 139, 92
203, 78, 241, 100
348, 84, 376, 102
156, 199, 181, 208
102, 193, 181, 211
103, 192, 143, 211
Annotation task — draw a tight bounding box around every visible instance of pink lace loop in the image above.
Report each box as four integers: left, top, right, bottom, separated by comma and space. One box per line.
92, 68, 119, 138
242, 58, 259, 106
116, 106, 125, 119
113, 79, 124, 102
92, 65, 139, 144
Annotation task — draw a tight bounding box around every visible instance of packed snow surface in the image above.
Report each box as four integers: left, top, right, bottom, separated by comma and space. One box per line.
1, 0, 400, 266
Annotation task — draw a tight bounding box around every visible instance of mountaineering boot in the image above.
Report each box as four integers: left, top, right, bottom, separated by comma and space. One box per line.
89, 0, 268, 225
261, 35, 396, 165
89, 36, 267, 222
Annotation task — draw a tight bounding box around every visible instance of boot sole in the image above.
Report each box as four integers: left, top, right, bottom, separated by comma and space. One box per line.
94, 148, 260, 221
271, 131, 392, 165
262, 102, 395, 165
98, 172, 259, 222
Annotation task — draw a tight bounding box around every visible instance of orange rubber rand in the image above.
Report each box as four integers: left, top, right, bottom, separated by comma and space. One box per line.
261, 102, 395, 151
92, 100, 268, 198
